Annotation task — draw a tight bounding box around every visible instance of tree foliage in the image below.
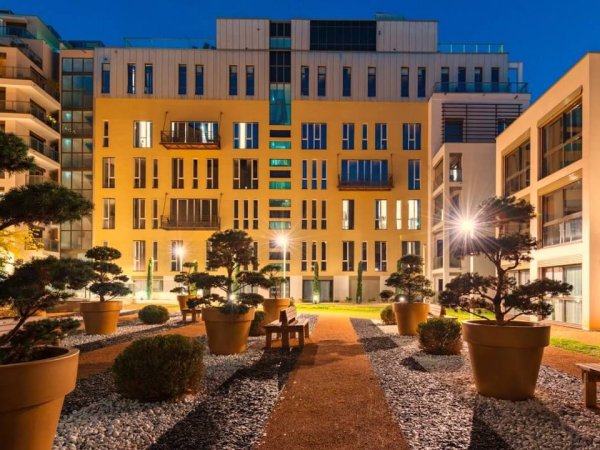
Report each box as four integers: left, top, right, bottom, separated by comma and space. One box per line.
85, 246, 131, 301
260, 263, 286, 299
385, 254, 434, 303
0, 132, 37, 174
170, 261, 199, 295
439, 196, 572, 323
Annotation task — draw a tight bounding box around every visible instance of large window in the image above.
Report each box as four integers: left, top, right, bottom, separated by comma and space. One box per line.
543, 264, 582, 325
178, 64, 187, 95
102, 157, 115, 188
340, 159, 389, 187
229, 65, 238, 96
342, 67, 351, 97
402, 240, 421, 256
270, 83, 291, 125
171, 158, 184, 189
374, 241, 387, 272
408, 199, 421, 230
342, 241, 354, 271
171, 240, 183, 272
133, 198, 146, 229
127, 63, 136, 94
375, 123, 387, 150
169, 121, 218, 144
207, 159, 219, 189
504, 140, 530, 195
144, 64, 153, 94
541, 102, 582, 178
401, 67, 409, 98
102, 199, 115, 229
101, 63, 110, 94
246, 65, 255, 96
133, 157, 146, 188
542, 180, 582, 247
195, 65, 204, 95
342, 199, 354, 230
133, 241, 145, 272
301, 123, 327, 149
233, 159, 258, 189
408, 160, 421, 190
375, 199, 387, 230
300, 66, 309, 96
342, 123, 354, 150
133, 121, 152, 148
169, 199, 218, 228
403, 123, 421, 150
367, 67, 376, 97
317, 66, 326, 97
417, 67, 426, 98
234, 122, 259, 149
234, 199, 258, 230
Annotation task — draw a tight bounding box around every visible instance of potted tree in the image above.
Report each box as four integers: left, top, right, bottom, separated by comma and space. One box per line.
192, 230, 271, 355
260, 263, 289, 324
170, 261, 199, 311
0, 257, 95, 450
439, 196, 572, 400
385, 254, 434, 336
81, 246, 131, 335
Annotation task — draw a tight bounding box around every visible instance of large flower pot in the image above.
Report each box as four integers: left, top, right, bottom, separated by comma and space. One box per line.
262, 298, 291, 325
177, 295, 190, 311
462, 320, 550, 400
202, 306, 255, 355
80, 300, 123, 335
393, 302, 429, 336
0, 347, 79, 450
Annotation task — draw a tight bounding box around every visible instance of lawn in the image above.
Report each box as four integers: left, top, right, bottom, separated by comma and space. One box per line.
550, 337, 600, 358
296, 302, 384, 319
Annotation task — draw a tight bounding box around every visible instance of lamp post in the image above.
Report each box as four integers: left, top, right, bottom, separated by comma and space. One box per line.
277, 234, 289, 298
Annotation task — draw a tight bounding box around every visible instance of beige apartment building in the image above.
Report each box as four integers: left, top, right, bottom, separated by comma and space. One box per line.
496, 53, 598, 330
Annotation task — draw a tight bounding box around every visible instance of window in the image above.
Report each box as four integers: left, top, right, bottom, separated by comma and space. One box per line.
311, 199, 318, 229
229, 65, 238, 95
321, 200, 327, 229
474, 67, 483, 90
340, 159, 389, 187
375, 123, 387, 150
133, 241, 145, 272
444, 119, 464, 143
408, 199, 421, 230
192, 159, 199, 189
144, 64, 153, 94
301, 160, 308, 189
168, 199, 218, 228
441, 66, 450, 90
491, 67, 500, 89
542, 180, 582, 247
152, 241, 158, 271
133, 121, 152, 148
342, 66, 351, 97
301, 241, 308, 271
449, 154, 462, 182
233, 122, 259, 149
169, 121, 218, 144
101, 63, 110, 93
300, 66, 309, 96
342, 241, 354, 272
457, 67, 466, 91
207, 159, 219, 189
133, 157, 146, 188
103, 199, 115, 229
171, 158, 184, 189
301, 200, 308, 229
396, 200, 402, 230
152, 159, 158, 188
195, 65, 204, 95
102, 120, 109, 147
402, 240, 421, 256
317, 66, 326, 97
233, 159, 258, 189
342, 199, 354, 230
417, 67, 426, 98
152, 199, 159, 229
311, 160, 317, 189
171, 240, 183, 272
133, 198, 146, 229
342, 123, 354, 150
311, 242, 317, 269
403, 123, 421, 150
375, 199, 387, 230
246, 66, 255, 96
270, 83, 291, 125
361, 242, 368, 270
301, 123, 327, 149
321, 160, 327, 189
233, 200, 258, 230
367, 67, 376, 97
178, 64, 187, 95
504, 141, 530, 195
541, 102, 582, 178
408, 160, 421, 190
401, 67, 409, 97
375, 241, 387, 272
102, 157, 115, 188
321, 242, 327, 271
362, 124, 368, 150
542, 264, 582, 324
127, 63, 136, 94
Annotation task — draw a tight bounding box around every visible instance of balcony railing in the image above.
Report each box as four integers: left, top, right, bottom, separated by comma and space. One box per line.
42, 238, 59, 252
433, 256, 443, 270
160, 130, 220, 149
438, 43, 505, 54
434, 82, 528, 94
542, 215, 582, 247
0, 66, 59, 100
0, 35, 43, 68
337, 175, 394, 190
17, 135, 59, 162
0, 101, 59, 131
160, 215, 220, 230
27, 174, 58, 185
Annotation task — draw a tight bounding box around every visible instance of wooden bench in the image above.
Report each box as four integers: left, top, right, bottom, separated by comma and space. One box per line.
264, 306, 310, 349
181, 308, 200, 323
576, 363, 600, 408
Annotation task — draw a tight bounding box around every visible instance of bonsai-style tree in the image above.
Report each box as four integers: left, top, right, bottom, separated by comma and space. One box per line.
85, 246, 131, 301
312, 262, 320, 303
0, 257, 95, 364
260, 263, 286, 299
385, 254, 434, 302
356, 261, 364, 304
170, 261, 199, 296
189, 230, 272, 314
379, 289, 395, 302
439, 196, 572, 324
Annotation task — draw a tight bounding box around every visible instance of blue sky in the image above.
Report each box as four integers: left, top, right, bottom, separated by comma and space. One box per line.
6, 0, 600, 99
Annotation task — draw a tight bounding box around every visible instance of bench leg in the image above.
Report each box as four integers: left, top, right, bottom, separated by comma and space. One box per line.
191, 310, 197, 323
282, 329, 290, 349
182, 311, 187, 323
304, 323, 310, 338
583, 373, 597, 408
299, 330, 305, 347
266, 331, 272, 349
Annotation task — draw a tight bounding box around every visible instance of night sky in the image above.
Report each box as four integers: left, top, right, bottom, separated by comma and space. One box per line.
5, 0, 600, 100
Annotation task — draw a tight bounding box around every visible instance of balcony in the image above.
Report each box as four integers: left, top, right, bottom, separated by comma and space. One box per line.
433, 256, 443, 270
160, 215, 220, 230
27, 174, 57, 185
542, 215, 582, 247
449, 168, 462, 182
0, 35, 43, 68
160, 130, 220, 149
337, 175, 394, 191
41, 238, 59, 252
0, 101, 59, 131
17, 135, 59, 162
434, 82, 528, 94
0, 66, 59, 100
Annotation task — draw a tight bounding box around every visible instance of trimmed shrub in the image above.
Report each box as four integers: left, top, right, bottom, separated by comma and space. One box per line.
379, 289, 395, 302
138, 305, 170, 324
380, 304, 396, 325
113, 334, 204, 402
249, 310, 266, 336
417, 318, 462, 355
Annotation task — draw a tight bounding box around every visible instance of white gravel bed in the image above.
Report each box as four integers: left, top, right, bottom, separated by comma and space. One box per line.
353, 318, 600, 450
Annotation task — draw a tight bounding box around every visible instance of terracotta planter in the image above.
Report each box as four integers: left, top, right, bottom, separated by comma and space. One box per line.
177, 294, 190, 311
262, 298, 291, 325
462, 320, 550, 400
202, 306, 255, 355
80, 300, 123, 335
393, 302, 429, 336
0, 347, 79, 450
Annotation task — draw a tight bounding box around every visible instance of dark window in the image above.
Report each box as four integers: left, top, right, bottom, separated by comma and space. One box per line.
309, 20, 376, 51
233, 159, 258, 189
229, 65, 238, 96
504, 140, 530, 195
444, 119, 464, 143
367, 67, 376, 97
541, 102, 582, 178
457, 67, 466, 92
401, 67, 409, 98
270, 170, 291, 178
491, 67, 500, 91
144, 64, 153, 94
417, 67, 426, 98
317, 66, 326, 97
270, 129, 291, 138
178, 64, 187, 95
195, 65, 204, 95
342, 67, 351, 97
269, 51, 291, 83
301, 66, 309, 96
246, 66, 255, 96
101, 63, 110, 93
474, 67, 483, 90
441, 67, 449, 91
342, 241, 354, 271
127, 63, 136, 94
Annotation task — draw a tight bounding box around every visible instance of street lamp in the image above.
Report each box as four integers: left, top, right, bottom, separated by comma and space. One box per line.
276, 234, 289, 298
